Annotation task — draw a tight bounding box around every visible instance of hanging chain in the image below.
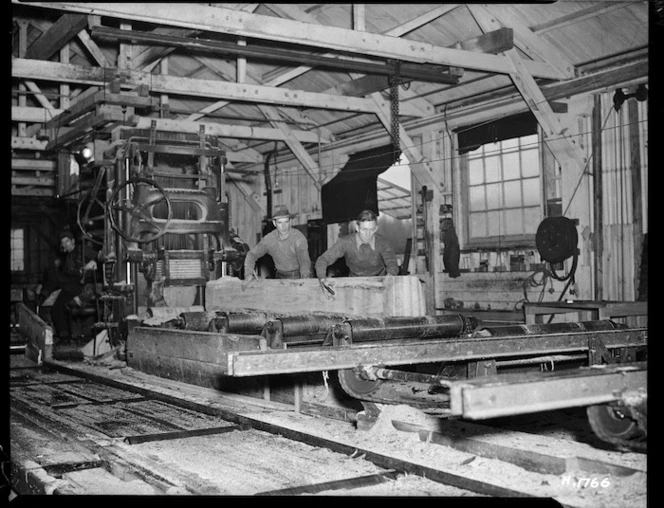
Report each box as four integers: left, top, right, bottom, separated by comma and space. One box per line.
389, 60, 401, 155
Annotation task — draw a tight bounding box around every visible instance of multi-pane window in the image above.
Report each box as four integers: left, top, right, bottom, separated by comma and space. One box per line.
466, 134, 542, 245
11, 228, 25, 272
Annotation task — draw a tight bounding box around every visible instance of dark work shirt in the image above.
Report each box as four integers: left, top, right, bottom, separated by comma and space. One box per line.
244, 228, 312, 277
56, 244, 98, 293
315, 233, 399, 278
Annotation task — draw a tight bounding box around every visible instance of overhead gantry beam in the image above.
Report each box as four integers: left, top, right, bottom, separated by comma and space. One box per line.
15, 2, 566, 80
12, 58, 385, 115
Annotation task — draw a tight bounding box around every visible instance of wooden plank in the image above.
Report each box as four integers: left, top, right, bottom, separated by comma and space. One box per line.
11, 136, 49, 151
12, 59, 377, 112
11, 158, 57, 171
129, 115, 328, 144
17, 302, 54, 363
12, 176, 56, 186
205, 276, 426, 318
25, 13, 88, 61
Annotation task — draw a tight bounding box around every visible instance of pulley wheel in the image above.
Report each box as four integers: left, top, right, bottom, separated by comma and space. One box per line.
535, 216, 578, 264
586, 404, 646, 448
337, 369, 382, 397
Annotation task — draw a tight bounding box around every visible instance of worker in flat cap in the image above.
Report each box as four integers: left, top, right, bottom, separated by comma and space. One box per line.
41, 228, 100, 341
242, 206, 313, 283
315, 210, 398, 298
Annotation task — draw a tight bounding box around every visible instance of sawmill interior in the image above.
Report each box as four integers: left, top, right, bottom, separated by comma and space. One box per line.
8, 1, 650, 502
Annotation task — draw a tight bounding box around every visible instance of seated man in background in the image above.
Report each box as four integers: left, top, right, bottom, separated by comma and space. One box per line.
315, 210, 398, 295
243, 206, 312, 281
41, 229, 100, 342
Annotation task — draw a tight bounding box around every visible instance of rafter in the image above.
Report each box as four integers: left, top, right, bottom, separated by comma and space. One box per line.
16, 2, 563, 79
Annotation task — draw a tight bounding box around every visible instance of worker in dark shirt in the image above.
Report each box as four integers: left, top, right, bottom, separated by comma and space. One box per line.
315, 210, 398, 296
43, 229, 100, 341
243, 206, 312, 281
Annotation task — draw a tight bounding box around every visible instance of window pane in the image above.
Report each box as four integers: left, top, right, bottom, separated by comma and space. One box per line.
468, 158, 484, 185
504, 180, 522, 208
469, 186, 486, 211
486, 183, 501, 210
523, 178, 541, 206
487, 211, 501, 235
520, 134, 538, 149
469, 212, 486, 238
484, 155, 500, 183
524, 206, 542, 234
521, 148, 540, 177
11, 228, 24, 272
505, 209, 523, 235
501, 137, 519, 151
464, 131, 542, 243
502, 151, 520, 180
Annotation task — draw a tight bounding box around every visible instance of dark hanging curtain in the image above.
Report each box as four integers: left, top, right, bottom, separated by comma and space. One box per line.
321, 144, 401, 225
456, 111, 538, 154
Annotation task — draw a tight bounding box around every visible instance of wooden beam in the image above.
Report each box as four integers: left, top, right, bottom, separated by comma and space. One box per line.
17, 2, 561, 78
240, 58, 647, 174
323, 28, 515, 98
12, 106, 64, 123
127, 116, 328, 144
477, 4, 574, 79
12, 58, 381, 114
258, 106, 321, 190
43, 105, 133, 149
531, 2, 633, 35
23, 81, 54, 110
186, 55, 336, 143
76, 28, 110, 67
12, 159, 56, 171
42, 90, 152, 130
382, 4, 459, 36
11, 137, 49, 151
468, 5, 587, 169
25, 13, 88, 60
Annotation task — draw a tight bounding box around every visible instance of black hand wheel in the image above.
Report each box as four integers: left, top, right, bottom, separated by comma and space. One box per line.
108, 178, 172, 244
77, 189, 107, 245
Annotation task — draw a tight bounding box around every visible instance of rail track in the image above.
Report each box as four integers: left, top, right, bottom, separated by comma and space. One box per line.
7, 352, 647, 504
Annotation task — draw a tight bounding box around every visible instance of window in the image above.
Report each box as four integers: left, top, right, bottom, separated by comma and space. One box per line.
465, 134, 542, 246
11, 228, 25, 272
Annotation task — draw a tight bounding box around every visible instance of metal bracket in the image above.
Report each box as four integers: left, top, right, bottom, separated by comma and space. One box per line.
588, 335, 616, 365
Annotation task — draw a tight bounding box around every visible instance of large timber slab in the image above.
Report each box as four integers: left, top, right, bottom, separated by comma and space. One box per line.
126, 327, 268, 391
206, 276, 426, 317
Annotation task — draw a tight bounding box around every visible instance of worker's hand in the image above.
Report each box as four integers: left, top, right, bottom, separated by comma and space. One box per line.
83, 260, 97, 271
241, 273, 257, 291
318, 278, 335, 300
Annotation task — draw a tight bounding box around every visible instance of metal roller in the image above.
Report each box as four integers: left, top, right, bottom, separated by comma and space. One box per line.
333, 314, 478, 345
265, 314, 347, 348
214, 311, 272, 334
473, 319, 627, 338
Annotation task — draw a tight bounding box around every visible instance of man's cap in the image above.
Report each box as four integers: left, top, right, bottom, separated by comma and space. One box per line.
59, 229, 75, 241
272, 206, 294, 220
